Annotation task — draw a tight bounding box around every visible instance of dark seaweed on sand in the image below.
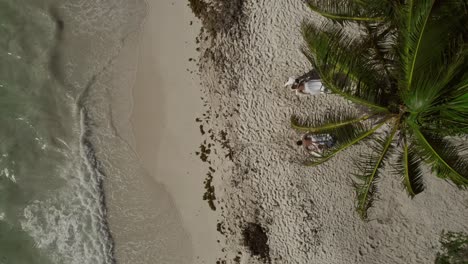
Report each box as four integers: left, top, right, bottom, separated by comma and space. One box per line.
188, 0, 245, 37
242, 223, 271, 263
203, 171, 216, 210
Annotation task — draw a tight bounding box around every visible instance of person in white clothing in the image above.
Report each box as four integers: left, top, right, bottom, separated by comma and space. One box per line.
284, 70, 329, 95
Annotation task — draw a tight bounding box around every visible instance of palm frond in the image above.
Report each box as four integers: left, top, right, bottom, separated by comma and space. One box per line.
291, 111, 377, 133
305, 0, 391, 23
301, 21, 384, 85
395, 139, 425, 197
450, 72, 468, 98
410, 124, 468, 186
398, 1, 467, 93
362, 23, 398, 82
434, 92, 468, 135
353, 120, 398, 219
302, 22, 390, 112
404, 48, 468, 116
430, 61, 468, 135
305, 117, 390, 166
399, 0, 436, 91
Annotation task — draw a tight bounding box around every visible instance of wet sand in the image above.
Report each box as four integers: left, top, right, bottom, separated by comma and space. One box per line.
130, 0, 223, 263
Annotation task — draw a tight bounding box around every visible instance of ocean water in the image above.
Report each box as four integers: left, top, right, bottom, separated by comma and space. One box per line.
0, 1, 141, 263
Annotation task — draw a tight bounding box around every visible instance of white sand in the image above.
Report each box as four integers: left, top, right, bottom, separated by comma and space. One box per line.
130, 0, 224, 263
192, 0, 468, 263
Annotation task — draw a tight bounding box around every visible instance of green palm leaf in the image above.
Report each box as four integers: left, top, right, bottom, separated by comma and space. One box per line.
450, 74, 468, 98
361, 23, 398, 84
400, 0, 436, 91
302, 22, 390, 111
395, 139, 425, 197
354, 121, 398, 219
305, 0, 390, 23
430, 65, 468, 134
436, 93, 468, 135
305, 118, 389, 166
404, 47, 467, 116
410, 124, 468, 186
291, 111, 376, 133
398, 1, 468, 93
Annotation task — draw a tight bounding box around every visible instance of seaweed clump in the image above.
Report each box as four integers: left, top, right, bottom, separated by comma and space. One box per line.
242, 223, 271, 263
188, 0, 245, 37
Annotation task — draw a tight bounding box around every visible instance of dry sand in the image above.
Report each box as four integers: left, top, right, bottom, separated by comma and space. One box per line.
190, 0, 468, 263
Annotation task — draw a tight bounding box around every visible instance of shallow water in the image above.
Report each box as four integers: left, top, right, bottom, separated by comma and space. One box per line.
0, 1, 140, 263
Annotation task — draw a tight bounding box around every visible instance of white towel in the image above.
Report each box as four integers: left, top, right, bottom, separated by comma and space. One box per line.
303, 80, 325, 95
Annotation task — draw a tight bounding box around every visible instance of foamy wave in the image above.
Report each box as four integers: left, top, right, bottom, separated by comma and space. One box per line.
21, 191, 112, 264
20, 110, 113, 264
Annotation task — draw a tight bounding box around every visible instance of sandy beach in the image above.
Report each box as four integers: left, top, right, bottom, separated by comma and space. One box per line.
187, 0, 468, 263
4, 0, 466, 263
81, 0, 468, 263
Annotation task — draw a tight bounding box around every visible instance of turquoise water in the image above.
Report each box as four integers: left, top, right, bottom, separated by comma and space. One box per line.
0, 1, 114, 263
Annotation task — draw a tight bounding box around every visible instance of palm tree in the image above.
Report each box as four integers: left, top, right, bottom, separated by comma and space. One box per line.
293, 0, 468, 219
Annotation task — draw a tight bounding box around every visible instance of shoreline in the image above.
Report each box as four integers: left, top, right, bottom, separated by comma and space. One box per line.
71, 1, 196, 262
80, 109, 116, 264
89, 26, 195, 262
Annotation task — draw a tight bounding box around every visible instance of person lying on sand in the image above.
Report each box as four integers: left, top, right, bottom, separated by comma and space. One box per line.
296, 137, 322, 157
284, 70, 330, 95
296, 133, 335, 157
